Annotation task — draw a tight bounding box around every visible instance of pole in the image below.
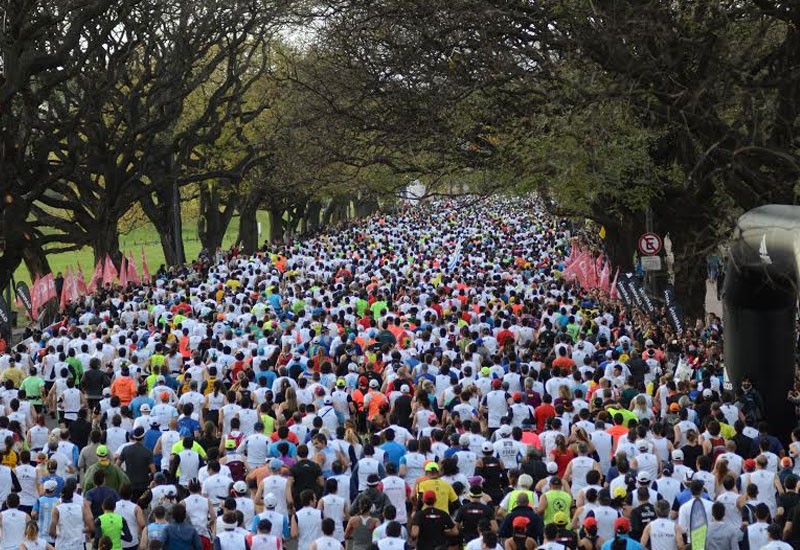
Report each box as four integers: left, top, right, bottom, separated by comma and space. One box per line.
645, 206, 655, 296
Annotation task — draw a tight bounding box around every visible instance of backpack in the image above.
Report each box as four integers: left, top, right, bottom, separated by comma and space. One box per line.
709, 437, 726, 463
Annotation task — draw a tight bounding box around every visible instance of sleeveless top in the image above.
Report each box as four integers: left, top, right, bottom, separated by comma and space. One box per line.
250, 534, 282, 550
296, 507, 323, 550
320, 494, 346, 540
0, 509, 27, 550
98, 513, 124, 550
19, 540, 48, 550
350, 515, 376, 550
55, 501, 86, 550
648, 518, 678, 550
313, 536, 341, 550
115, 500, 141, 546
146, 523, 168, 544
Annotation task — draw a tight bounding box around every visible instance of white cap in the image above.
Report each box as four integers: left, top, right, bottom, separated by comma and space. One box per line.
401, 384, 410, 393
702, 388, 713, 397
672, 450, 684, 461
369, 379, 379, 388
637, 440, 649, 451
43, 480, 57, 492
140, 404, 151, 412
459, 434, 471, 447
546, 461, 558, 474
481, 442, 494, 454
102, 388, 111, 396
518, 474, 533, 488
264, 493, 277, 509
233, 481, 247, 494
497, 425, 512, 436
323, 396, 332, 405
637, 471, 651, 483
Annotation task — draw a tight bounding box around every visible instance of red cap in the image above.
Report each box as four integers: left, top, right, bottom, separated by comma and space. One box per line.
744, 458, 756, 471
359, 376, 368, 387
315, 387, 325, 395
513, 392, 522, 401
614, 517, 631, 533
422, 490, 436, 505
512, 516, 530, 529
583, 517, 598, 529
492, 379, 502, 389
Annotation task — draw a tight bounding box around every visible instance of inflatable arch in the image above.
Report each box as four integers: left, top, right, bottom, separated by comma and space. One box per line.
723, 205, 799, 440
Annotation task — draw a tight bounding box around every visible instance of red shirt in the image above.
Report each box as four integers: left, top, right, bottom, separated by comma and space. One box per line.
550, 448, 575, 477
497, 330, 515, 347
534, 403, 556, 433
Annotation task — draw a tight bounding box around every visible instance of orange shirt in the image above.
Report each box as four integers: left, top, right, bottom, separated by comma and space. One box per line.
111, 377, 136, 405
606, 425, 629, 447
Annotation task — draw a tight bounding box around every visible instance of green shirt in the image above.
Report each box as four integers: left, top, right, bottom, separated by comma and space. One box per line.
543, 489, 572, 525
20, 375, 44, 404
66, 357, 83, 383
98, 512, 124, 550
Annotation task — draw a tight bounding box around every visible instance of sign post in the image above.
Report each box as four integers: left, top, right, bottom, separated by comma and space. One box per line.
637, 232, 663, 256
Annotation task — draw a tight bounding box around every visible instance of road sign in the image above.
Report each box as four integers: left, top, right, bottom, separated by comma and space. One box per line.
641, 256, 662, 271
638, 232, 663, 256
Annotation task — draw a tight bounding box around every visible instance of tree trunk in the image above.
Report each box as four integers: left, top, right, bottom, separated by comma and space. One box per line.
269, 206, 285, 244
198, 182, 237, 256
353, 193, 379, 218
141, 186, 186, 267
237, 200, 260, 255
91, 220, 122, 267
306, 199, 322, 233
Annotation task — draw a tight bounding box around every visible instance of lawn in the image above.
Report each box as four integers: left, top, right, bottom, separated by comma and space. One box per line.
13, 210, 273, 286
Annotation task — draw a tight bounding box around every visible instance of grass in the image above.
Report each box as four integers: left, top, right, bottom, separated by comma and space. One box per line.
13, 210, 274, 286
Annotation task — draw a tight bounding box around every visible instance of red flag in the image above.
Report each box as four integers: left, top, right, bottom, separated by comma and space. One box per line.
141, 249, 150, 283
599, 261, 611, 292
119, 255, 128, 289
60, 267, 72, 310
29, 276, 41, 321
102, 255, 118, 287
76, 264, 88, 296
87, 260, 103, 293
564, 244, 579, 268
610, 268, 620, 299
573, 252, 593, 288
127, 252, 141, 285
33, 273, 57, 317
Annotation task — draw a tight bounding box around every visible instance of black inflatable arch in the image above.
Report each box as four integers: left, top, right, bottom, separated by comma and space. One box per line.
723, 205, 799, 440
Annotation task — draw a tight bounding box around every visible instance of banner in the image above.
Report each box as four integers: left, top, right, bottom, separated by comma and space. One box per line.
15, 281, 33, 318
141, 249, 151, 283
119, 255, 128, 289
102, 255, 118, 287
0, 295, 11, 336
127, 252, 141, 285
87, 260, 103, 294
75, 264, 88, 296
663, 284, 685, 335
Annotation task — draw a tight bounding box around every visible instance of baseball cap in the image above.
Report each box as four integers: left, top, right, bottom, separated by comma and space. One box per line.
140, 403, 151, 412
481, 442, 494, 454
96, 445, 109, 458
367, 474, 380, 486
583, 517, 598, 529
225, 439, 236, 449
233, 481, 247, 494
424, 461, 439, 472
336, 378, 346, 388
401, 384, 410, 393
160, 391, 170, 402
358, 376, 368, 387
781, 457, 793, 469
672, 450, 684, 461
636, 440, 649, 451
43, 480, 57, 492
270, 458, 283, 470
422, 490, 436, 505
491, 379, 502, 389
612, 486, 627, 499
102, 387, 111, 396
323, 396, 332, 405
702, 388, 713, 398
637, 471, 651, 483
669, 403, 680, 412
264, 493, 277, 509
546, 462, 558, 474
512, 516, 530, 529
369, 379, 379, 388
744, 458, 756, 471
513, 392, 522, 401
480, 367, 491, 376
553, 511, 569, 526
614, 517, 631, 533
497, 425, 512, 436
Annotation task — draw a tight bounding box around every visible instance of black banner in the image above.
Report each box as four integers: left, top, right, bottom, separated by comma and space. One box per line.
15, 282, 32, 316
616, 276, 633, 306
0, 295, 10, 335
662, 284, 684, 335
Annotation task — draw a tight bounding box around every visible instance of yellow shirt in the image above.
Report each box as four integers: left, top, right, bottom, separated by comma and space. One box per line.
417, 478, 458, 513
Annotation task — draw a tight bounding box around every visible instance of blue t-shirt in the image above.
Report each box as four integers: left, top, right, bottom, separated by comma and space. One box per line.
177, 416, 201, 438
601, 536, 643, 550
380, 441, 406, 467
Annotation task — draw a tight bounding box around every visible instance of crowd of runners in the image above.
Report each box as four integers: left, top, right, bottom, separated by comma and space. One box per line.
0, 197, 795, 550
